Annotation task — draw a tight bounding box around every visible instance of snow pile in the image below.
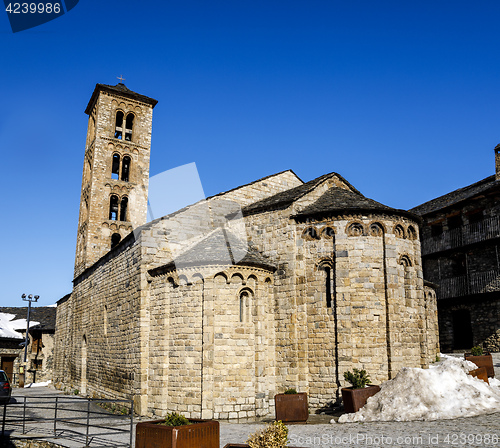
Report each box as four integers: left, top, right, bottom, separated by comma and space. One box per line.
25, 380, 51, 388
338, 356, 500, 423
0, 313, 40, 339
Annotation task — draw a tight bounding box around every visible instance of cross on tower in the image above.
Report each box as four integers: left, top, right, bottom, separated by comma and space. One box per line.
117, 75, 125, 83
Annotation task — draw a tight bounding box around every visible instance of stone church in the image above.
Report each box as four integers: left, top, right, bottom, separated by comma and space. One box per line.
54, 83, 439, 418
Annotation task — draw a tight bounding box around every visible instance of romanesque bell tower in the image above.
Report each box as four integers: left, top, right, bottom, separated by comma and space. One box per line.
74, 83, 158, 277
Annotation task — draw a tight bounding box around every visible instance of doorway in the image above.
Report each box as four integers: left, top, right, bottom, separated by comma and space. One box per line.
452, 309, 473, 349
1, 357, 15, 382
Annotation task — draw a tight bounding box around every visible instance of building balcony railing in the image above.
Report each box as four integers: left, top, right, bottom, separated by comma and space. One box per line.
422, 216, 500, 255
436, 269, 500, 299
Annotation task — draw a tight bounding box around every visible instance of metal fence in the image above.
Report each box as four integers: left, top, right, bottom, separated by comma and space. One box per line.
1, 395, 134, 447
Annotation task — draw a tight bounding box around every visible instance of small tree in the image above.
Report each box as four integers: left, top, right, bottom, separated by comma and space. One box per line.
343, 368, 371, 389
470, 346, 484, 356
247, 421, 288, 448
162, 412, 191, 426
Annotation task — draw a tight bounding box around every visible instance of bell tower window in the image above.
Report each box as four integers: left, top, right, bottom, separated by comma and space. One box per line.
109, 195, 119, 220
114, 111, 124, 139
112, 154, 120, 180
120, 197, 128, 222
121, 156, 131, 182
125, 113, 134, 141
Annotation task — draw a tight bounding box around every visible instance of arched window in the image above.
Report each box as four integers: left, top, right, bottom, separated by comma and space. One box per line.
239, 289, 253, 322
114, 111, 124, 139
103, 305, 108, 336
369, 223, 384, 237
121, 156, 131, 182
109, 195, 119, 220
321, 227, 335, 239
111, 154, 120, 180
407, 225, 417, 240
302, 227, 319, 240
399, 255, 412, 305
125, 113, 134, 141
120, 197, 128, 222
318, 259, 335, 308
394, 224, 405, 238
347, 222, 364, 236
111, 233, 121, 249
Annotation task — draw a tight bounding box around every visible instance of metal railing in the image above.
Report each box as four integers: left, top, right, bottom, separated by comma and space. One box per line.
422, 216, 500, 255
1, 395, 134, 447
437, 269, 500, 299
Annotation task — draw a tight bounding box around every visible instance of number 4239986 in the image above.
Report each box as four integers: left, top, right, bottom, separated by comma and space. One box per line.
5, 3, 61, 14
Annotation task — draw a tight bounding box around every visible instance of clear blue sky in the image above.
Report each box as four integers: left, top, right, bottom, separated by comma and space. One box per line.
1, 1, 499, 308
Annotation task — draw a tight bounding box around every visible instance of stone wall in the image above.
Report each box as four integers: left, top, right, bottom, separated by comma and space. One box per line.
145, 265, 275, 419
243, 186, 438, 410
55, 233, 144, 405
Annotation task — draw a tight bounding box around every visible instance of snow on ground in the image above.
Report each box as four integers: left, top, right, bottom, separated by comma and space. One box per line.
25, 380, 52, 388
0, 313, 40, 339
338, 355, 500, 423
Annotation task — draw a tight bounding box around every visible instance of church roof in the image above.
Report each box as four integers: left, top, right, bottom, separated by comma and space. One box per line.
242, 172, 360, 216
410, 175, 498, 217
85, 83, 158, 114
293, 187, 419, 221
0, 307, 56, 331
148, 228, 276, 275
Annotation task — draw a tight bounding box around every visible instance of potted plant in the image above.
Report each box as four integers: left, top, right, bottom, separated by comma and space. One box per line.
274, 388, 308, 422
223, 421, 304, 448
136, 412, 219, 448
465, 346, 495, 378
341, 368, 380, 413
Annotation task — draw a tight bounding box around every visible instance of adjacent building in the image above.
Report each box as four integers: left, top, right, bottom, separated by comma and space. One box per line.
411, 148, 500, 352
0, 306, 57, 384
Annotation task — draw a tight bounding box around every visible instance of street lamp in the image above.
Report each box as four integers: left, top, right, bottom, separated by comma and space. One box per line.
21, 294, 39, 363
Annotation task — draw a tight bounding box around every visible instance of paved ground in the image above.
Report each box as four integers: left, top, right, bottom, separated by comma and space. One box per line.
2, 354, 499, 448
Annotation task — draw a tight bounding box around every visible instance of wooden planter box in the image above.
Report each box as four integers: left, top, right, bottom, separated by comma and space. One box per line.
468, 366, 489, 384
136, 419, 219, 448
465, 353, 495, 378
274, 392, 308, 422
341, 385, 380, 413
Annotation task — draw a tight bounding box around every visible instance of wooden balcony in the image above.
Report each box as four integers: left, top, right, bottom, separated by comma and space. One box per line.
437, 269, 500, 299
422, 216, 500, 255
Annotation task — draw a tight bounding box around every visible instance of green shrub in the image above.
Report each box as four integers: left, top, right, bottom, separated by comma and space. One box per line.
344, 369, 371, 389
284, 388, 297, 394
470, 346, 484, 356
247, 421, 288, 448
162, 412, 191, 427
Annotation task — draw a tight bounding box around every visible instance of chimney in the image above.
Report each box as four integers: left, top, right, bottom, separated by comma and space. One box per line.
496, 144, 500, 181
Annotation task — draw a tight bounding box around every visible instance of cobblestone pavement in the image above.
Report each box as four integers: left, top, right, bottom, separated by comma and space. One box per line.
3, 354, 499, 447
221, 412, 500, 448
